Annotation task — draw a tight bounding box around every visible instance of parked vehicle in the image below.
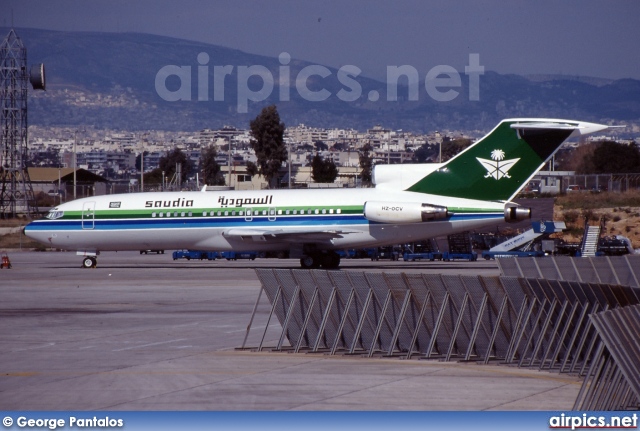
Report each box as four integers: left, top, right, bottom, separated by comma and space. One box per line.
140, 249, 164, 254
443, 252, 478, 261
402, 240, 442, 262
172, 250, 216, 260
371, 246, 401, 261
219, 251, 257, 260
481, 250, 545, 260
403, 251, 443, 261
336, 249, 357, 259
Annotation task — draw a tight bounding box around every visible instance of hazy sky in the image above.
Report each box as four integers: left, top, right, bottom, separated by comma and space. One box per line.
4, 0, 640, 81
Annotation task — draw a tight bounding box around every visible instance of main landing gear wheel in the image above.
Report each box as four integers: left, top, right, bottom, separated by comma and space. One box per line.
300, 255, 318, 269
321, 252, 341, 269
299, 252, 341, 269
81, 256, 97, 268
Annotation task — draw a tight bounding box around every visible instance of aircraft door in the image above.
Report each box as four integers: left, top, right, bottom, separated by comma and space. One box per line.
244, 208, 253, 222
268, 207, 276, 221
82, 201, 96, 229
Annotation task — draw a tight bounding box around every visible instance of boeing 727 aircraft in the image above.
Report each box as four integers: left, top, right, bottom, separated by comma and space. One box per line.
25, 118, 611, 269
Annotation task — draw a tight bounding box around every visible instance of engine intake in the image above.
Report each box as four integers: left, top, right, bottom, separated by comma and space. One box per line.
364, 201, 448, 224
504, 206, 531, 222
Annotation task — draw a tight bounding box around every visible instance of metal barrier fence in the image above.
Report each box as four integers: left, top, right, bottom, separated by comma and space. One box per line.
245, 270, 639, 372
574, 304, 640, 410
575, 173, 640, 193
535, 173, 640, 193
498, 256, 640, 288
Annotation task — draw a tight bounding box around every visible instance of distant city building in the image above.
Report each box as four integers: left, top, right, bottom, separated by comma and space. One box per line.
198, 126, 245, 146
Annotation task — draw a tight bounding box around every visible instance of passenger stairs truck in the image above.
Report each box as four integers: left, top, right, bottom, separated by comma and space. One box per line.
481, 221, 565, 259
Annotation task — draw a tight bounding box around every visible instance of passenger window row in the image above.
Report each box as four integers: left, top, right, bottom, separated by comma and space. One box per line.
150, 208, 343, 218
151, 211, 194, 218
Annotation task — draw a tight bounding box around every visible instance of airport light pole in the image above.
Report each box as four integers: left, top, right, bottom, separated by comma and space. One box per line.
140, 147, 144, 192
288, 140, 291, 189
73, 130, 77, 200
72, 128, 86, 200
227, 137, 232, 188
387, 131, 390, 164
140, 133, 148, 193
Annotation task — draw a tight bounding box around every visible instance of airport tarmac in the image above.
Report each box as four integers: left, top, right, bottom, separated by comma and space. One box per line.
0, 251, 582, 410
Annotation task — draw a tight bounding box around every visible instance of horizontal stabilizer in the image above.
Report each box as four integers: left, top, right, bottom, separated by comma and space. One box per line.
510, 120, 611, 136
510, 123, 576, 130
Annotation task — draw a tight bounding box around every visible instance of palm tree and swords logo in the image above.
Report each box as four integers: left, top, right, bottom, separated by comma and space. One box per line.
476, 149, 520, 180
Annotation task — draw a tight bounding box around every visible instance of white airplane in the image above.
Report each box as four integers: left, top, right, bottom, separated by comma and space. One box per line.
25, 118, 610, 269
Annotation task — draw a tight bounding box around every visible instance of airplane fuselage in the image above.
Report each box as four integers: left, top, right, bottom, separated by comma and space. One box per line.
25, 187, 504, 253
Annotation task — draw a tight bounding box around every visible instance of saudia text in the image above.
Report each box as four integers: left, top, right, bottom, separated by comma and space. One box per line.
145, 198, 194, 208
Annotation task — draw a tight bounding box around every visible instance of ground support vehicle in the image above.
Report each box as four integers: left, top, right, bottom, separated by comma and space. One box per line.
172, 250, 217, 260
219, 251, 258, 261
403, 251, 443, 261
481, 250, 545, 260
443, 252, 478, 261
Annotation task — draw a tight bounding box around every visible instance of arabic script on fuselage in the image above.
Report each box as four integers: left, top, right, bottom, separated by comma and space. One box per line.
218, 195, 273, 208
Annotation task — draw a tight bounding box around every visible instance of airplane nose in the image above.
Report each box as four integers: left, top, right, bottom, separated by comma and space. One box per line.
22, 223, 32, 237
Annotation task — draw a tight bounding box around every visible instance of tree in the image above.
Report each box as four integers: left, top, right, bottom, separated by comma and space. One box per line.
412, 143, 434, 163
358, 143, 374, 186
332, 142, 348, 151
311, 153, 338, 183
555, 143, 596, 172
159, 147, 191, 183
200, 146, 225, 186
249, 105, 287, 188
142, 168, 163, 185
578, 141, 640, 174
441, 137, 472, 162
245, 161, 258, 178
299, 143, 314, 151
314, 140, 328, 151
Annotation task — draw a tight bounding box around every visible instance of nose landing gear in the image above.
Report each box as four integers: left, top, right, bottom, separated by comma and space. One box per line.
81, 256, 97, 268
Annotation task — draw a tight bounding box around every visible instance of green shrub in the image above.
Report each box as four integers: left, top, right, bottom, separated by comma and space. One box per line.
563, 210, 580, 225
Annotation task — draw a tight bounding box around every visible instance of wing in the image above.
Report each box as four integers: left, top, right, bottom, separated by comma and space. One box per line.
222, 228, 356, 243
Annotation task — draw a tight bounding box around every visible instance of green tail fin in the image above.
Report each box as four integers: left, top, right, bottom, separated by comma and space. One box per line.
405, 119, 606, 201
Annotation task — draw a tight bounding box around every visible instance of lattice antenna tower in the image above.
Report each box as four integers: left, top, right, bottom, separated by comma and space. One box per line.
0, 29, 45, 219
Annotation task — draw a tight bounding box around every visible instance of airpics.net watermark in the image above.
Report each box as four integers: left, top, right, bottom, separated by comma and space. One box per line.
155, 52, 484, 113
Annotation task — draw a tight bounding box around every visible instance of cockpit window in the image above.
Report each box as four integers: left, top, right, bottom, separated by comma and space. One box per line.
46, 210, 64, 220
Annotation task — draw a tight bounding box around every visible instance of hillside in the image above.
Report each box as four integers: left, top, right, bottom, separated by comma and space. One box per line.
5, 27, 640, 132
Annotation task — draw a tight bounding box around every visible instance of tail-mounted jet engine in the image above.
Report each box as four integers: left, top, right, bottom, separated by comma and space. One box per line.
364, 201, 448, 224
504, 206, 531, 222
